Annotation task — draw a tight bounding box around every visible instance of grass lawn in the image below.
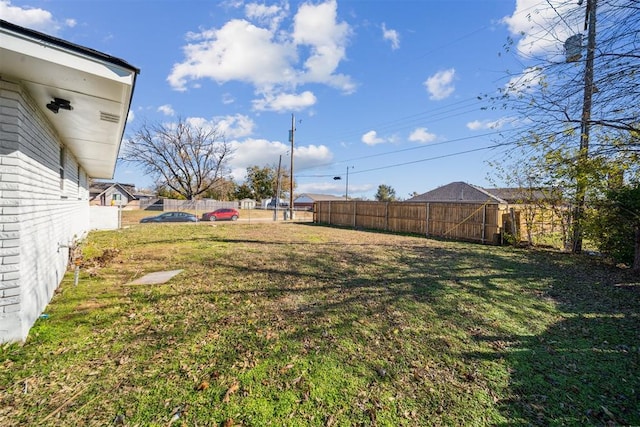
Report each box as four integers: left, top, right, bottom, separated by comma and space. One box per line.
1, 214, 638, 426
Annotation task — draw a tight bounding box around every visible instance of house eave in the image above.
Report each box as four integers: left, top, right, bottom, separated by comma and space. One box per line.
0, 19, 139, 179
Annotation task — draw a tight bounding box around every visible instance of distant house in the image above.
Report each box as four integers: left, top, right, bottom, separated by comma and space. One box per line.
294, 193, 345, 210
0, 20, 139, 342
406, 182, 507, 204
89, 182, 137, 206
406, 181, 562, 204
407, 181, 567, 243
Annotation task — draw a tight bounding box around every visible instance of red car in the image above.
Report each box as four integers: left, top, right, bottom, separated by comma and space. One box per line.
202, 208, 239, 221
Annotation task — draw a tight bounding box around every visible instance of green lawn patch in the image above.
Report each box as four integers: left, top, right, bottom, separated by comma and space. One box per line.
1, 221, 638, 426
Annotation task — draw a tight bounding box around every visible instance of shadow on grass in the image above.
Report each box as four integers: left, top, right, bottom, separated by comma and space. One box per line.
466, 252, 640, 426
9, 223, 638, 425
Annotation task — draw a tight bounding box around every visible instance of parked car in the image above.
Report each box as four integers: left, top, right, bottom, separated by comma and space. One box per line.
140, 211, 198, 223
202, 208, 239, 221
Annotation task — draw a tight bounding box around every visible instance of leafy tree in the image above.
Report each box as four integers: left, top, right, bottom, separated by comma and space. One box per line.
123, 118, 232, 200
245, 166, 276, 201
154, 184, 182, 199
234, 183, 254, 200
586, 184, 640, 273
244, 165, 294, 201
375, 184, 397, 202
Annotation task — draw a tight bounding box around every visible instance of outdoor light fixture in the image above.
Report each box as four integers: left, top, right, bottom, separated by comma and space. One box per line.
46, 97, 73, 114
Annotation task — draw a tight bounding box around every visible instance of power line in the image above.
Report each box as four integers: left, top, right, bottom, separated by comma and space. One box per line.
301, 96, 486, 146
347, 142, 512, 176
296, 130, 518, 178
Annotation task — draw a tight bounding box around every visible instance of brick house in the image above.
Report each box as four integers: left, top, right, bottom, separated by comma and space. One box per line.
0, 20, 139, 342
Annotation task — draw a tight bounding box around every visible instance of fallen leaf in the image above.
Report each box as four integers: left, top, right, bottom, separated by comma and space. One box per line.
280, 363, 294, 374
223, 382, 239, 403
223, 419, 234, 427
196, 380, 209, 391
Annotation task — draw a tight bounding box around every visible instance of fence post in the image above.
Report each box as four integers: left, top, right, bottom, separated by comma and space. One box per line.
425, 203, 430, 237
385, 202, 389, 231
482, 204, 486, 243
353, 201, 357, 228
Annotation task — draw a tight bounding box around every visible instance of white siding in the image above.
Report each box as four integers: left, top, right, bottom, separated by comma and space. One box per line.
0, 79, 90, 342
90, 206, 119, 230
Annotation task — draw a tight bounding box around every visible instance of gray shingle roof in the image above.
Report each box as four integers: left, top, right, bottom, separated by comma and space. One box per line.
406, 182, 506, 203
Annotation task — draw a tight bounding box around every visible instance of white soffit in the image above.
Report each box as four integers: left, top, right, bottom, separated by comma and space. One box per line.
0, 20, 139, 179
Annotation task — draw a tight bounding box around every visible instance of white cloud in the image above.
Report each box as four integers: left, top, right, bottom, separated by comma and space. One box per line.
382, 23, 400, 50
167, 0, 354, 111
213, 114, 255, 138
0, 0, 74, 33
252, 91, 317, 112
222, 93, 235, 105
467, 116, 519, 130
183, 114, 255, 139
167, 19, 296, 91
228, 138, 287, 180
292, 0, 353, 89
408, 127, 436, 144
228, 138, 332, 181
294, 144, 333, 170
297, 181, 344, 195
362, 130, 385, 146
296, 181, 373, 197
157, 104, 175, 116
502, 0, 583, 59
245, 2, 288, 31
424, 68, 456, 100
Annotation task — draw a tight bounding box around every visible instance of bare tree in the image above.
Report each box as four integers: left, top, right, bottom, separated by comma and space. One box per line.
490, 0, 640, 252
123, 118, 233, 200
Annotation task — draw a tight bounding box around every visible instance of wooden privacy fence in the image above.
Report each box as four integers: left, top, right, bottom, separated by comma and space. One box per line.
314, 201, 504, 244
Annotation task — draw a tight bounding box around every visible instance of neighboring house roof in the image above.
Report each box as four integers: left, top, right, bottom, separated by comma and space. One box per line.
0, 19, 139, 179
89, 182, 137, 200
295, 193, 345, 202
406, 182, 507, 204
407, 182, 563, 205
484, 187, 562, 204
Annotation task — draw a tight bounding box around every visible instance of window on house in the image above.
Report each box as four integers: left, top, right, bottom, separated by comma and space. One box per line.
77, 165, 81, 199
59, 146, 66, 190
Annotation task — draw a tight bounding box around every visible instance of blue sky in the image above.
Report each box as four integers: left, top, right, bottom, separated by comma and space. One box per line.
2, 0, 582, 199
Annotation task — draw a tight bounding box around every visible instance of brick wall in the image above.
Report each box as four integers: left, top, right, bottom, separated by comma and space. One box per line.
0, 79, 90, 342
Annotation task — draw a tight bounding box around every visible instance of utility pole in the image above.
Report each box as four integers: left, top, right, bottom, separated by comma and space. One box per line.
289, 114, 295, 220
345, 167, 349, 200
345, 166, 353, 200
572, 0, 597, 253
274, 154, 282, 221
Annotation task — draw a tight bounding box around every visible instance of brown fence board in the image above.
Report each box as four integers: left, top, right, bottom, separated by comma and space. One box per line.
314, 201, 503, 244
